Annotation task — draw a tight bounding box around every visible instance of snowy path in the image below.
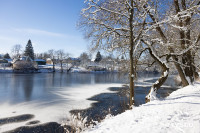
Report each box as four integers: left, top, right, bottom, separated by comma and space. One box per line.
85, 83, 200, 133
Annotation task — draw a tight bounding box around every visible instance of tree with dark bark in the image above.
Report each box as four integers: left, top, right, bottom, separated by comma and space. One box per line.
79, 0, 200, 104
79, 0, 146, 106
142, 0, 200, 86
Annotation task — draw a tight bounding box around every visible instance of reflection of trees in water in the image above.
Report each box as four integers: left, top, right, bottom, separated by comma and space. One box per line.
52, 73, 55, 87
94, 73, 128, 84
11, 74, 21, 98
44, 73, 128, 86
22, 75, 34, 101
64, 73, 92, 85
117, 73, 129, 84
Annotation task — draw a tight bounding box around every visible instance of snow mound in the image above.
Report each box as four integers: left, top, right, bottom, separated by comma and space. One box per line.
84, 83, 200, 133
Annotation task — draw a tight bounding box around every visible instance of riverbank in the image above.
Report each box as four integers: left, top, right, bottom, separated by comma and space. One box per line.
0, 66, 118, 73
84, 83, 200, 133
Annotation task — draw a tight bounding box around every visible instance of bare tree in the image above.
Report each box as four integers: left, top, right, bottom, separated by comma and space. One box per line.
141, 0, 200, 86
79, 52, 90, 67
80, 0, 147, 106
35, 52, 50, 59
80, 0, 200, 104
131, 0, 200, 101
56, 50, 68, 73
12, 44, 22, 58
48, 49, 56, 72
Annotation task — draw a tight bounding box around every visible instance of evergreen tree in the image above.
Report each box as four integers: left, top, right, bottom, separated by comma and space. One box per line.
24, 39, 34, 60
94, 51, 102, 63
3, 53, 11, 59
121, 55, 125, 60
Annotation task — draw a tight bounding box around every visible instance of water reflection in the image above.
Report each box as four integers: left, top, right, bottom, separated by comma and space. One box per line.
22, 75, 34, 101
0, 73, 128, 104
0, 73, 177, 105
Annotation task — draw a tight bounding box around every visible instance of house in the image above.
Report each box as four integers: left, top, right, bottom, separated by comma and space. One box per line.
20, 56, 33, 62
0, 59, 8, 64
46, 58, 54, 65
0, 59, 13, 67
34, 59, 46, 65
0, 59, 9, 67
66, 57, 81, 66
5, 59, 12, 63
12, 56, 34, 70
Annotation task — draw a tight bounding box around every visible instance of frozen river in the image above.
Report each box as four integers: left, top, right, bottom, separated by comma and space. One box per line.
0, 73, 177, 132
0, 73, 127, 104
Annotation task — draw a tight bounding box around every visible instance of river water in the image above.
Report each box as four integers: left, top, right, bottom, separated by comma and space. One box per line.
0, 73, 127, 104
0, 72, 178, 132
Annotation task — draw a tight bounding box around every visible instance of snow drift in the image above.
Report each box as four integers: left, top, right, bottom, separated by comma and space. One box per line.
85, 83, 200, 133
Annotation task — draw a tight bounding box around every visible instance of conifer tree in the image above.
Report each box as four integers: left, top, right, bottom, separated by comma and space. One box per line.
94, 51, 102, 63
24, 39, 34, 60
3, 53, 11, 59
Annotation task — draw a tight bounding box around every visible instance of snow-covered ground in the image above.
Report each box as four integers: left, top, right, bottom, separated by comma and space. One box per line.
0, 64, 117, 73
70, 66, 89, 73
84, 83, 200, 133
0, 67, 13, 73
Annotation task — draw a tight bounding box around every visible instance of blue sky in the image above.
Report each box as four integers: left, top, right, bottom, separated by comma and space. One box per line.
0, 0, 88, 57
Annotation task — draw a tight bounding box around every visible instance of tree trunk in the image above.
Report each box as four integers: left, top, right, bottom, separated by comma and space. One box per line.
145, 48, 169, 103
60, 60, 63, 73
129, 0, 134, 107
174, 0, 199, 83
53, 56, 55, 73
173, 57, 189, 86
144, 2, 189, 86
145, 5, 189, 86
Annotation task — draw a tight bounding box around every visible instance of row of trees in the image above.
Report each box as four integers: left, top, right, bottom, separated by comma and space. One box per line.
12, 39, 34, 60
8, 41, 117, 72
80, 0, 200, 106
4, 40, 120, 67
1, 40, 34, 60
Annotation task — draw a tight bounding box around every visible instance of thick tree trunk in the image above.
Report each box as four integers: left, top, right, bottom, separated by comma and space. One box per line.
129, 0, 134, 107
173, 57, 189, 86
145, 3, 189, 87
145, 48, 169, 103
174, 0, 199, 83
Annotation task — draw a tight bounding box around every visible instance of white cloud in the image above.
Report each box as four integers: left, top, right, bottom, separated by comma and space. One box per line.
0, 27, 88, 56
14, 28, 66, 37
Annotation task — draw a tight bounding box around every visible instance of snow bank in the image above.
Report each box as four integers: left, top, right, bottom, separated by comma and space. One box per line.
70, 67, 89, 73
0, 67, 13, 73
84, 83, 200, 133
